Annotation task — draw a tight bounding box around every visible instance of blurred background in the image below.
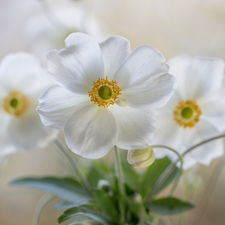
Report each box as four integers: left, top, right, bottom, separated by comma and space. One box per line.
1, 0, 225, 224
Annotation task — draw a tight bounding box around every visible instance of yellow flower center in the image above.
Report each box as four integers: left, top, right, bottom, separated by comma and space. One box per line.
3, 91, 28, 117
173, 100, 201, 128
88, 76, 122, 107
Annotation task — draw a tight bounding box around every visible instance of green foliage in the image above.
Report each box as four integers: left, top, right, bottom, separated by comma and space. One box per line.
58, 204, 112, 225
141, 157, 179, 197
147, 197, 195, 215
10, 177, 91, 204
9, 157, 189, 225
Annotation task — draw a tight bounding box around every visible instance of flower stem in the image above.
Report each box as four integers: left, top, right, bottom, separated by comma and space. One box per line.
144, 134, 225, 204
54, 138, 92, 194
114, 146, 126, 196
144, 145, 183, 203
182, 134, 225, 156
32, 193, 54, 225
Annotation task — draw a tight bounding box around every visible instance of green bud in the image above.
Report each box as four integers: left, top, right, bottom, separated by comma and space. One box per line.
127, 147, 155, 168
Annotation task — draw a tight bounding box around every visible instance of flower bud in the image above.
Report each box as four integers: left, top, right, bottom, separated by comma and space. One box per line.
127, 147, 155, 168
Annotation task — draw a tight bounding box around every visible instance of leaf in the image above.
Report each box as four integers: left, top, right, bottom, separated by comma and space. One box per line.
93, 189, 119, 223
10, 177, 91, 204
68, 215, 99, 225
122, 163, 142, 192
147, 197, 195, 215
155, 167, 179, 195
58, 204, 111, 225
141, 157, 178, 197
55, 200, 82, 210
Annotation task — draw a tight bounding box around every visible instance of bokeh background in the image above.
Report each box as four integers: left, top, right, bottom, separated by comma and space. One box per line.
1, 0, 225, 224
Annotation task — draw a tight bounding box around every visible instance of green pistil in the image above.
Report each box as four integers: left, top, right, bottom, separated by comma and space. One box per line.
10, 98, 18, 108
181, 107, 193, 119
98, 86, 112, 100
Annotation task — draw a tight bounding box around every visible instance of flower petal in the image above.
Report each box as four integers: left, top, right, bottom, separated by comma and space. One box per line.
114, 45, 176, 108
0, 113, 16, 156
184, 118, 223, 168
200, 98, 225, 132
169, 55, 224, 101
64, 104, 118, 159
153, 112, 185, 160
37, 85, 90, 129
8, 112, 57, 151
99, 35, 131, 80
110, 104, 155, 150
0, 52, 44, 92
47, 33, 105, 95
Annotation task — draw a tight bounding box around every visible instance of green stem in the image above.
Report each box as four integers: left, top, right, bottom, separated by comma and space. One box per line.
144, 145, 183, 203
114, 146, 126, 196
144, 134, 225, 204
182, 134, 225, 157
32, 193, 54, 225
54, 139, 92, 194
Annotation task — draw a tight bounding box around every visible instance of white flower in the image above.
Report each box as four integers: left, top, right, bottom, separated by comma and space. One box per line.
25, 4, 105, 62
153, 55, 225, 169
37, 33, 176, 159
0, 52, 57, 156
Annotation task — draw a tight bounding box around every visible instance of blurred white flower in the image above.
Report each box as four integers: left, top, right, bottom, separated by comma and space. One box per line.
25, 3, 105, 62
153, 55, 225, 169
0, 52, 57, 156
37, 33, 176, 159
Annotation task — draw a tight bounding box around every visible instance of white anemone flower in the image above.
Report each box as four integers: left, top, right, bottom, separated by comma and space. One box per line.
37, 33, 177, 159
0, 52, 57, 156
25, 5, 105, 62
153, 55, 225, 169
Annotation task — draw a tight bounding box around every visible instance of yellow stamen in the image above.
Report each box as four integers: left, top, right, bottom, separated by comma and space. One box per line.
88, 76, 122, 107
173, 100, 201, 128
3, 91, 28, 117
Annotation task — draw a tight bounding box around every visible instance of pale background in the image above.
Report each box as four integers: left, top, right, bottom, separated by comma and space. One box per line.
0, 0, 225, 224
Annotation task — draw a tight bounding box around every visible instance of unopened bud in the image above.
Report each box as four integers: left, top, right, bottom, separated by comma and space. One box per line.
127, 147, 155, 168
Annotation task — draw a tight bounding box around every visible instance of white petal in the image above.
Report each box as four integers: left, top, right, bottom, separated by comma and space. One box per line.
37, 85, 90, 129
153, 112, 185, 160
0, 113, 16, 156
200, 98, 225, 132
99, 36, 131, 80
8, 112, 57, 151
183, 118, 223, 168
47, 33, 105, 95
169, 55, 224, 101
110, 104, 155, 150
114, 45, 176, 108
64, 104, 118, 159
156, 91, 182, 115
0, 52, 44, 92
182, 154, 197, 170
190, 139, 223, 167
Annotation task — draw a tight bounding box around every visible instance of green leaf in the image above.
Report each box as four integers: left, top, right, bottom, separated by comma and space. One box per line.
10, 177, 91, 204
122, 163, 142, 192
93, 189, 119, 223
68, 215, 100, 225
147, 197, 195, 215
156, 167, 179, 194
55, 200, 81, 210
141, 157, 178, 197
58, 204, 111, 225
